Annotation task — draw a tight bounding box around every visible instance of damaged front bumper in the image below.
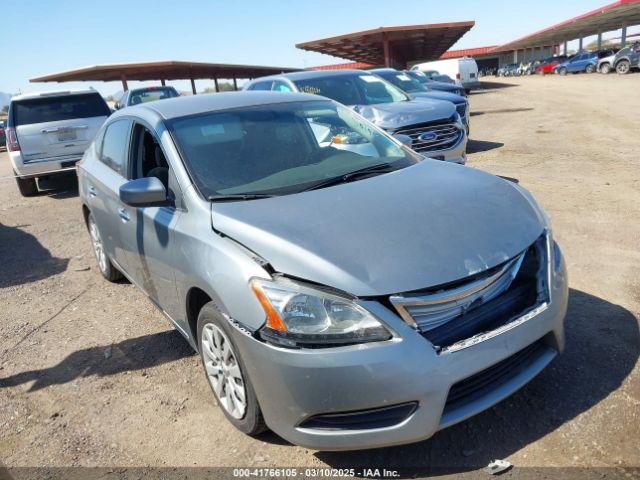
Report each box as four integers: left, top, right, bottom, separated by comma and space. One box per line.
228, 243, 568, 450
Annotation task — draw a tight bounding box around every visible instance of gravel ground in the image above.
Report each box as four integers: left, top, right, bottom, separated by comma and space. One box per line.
0, 75, 638, 478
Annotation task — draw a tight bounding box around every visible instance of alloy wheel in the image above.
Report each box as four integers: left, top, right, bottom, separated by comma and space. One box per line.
201, 323, 247, 419
89, 217, 108, 274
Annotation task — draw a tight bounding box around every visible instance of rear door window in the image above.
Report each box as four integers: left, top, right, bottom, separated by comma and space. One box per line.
99, 120, 131, 176
12, 93, 110, 126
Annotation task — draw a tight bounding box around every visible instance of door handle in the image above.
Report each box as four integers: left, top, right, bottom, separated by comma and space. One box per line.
118, 208, 130, 222
88, 185, 97, 197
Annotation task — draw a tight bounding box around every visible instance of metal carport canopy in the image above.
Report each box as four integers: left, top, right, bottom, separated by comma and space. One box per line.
493, 0, 640, 51
296, 22, 475, 69
30, 60, 301, 92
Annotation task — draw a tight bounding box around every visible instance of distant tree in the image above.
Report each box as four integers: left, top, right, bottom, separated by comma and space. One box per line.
202, 81, 237, 93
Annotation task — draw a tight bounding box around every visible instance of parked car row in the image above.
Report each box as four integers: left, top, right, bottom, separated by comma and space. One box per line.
497, 45, 640, 77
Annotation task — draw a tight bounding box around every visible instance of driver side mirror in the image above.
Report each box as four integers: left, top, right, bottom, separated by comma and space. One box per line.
392, 133, 413, 148
119, 177, 167, 207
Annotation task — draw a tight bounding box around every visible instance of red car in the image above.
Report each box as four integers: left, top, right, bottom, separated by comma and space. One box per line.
535, 56, 568, 75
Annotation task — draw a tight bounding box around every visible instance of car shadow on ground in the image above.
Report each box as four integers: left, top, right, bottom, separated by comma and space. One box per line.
0, 330, 195, 392
0, 222, 69, 288
471, 107, 534, 117
472, 81, 519, 92
314, 288, 639, 475
466, 140, 504, 154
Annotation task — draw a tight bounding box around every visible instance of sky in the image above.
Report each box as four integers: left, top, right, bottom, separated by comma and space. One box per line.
3, 0, 637, 96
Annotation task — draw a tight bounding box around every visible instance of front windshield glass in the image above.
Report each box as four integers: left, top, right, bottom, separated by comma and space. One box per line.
294, 74, 408, 106
376, 72, 425, 93
169, 100, 419, 198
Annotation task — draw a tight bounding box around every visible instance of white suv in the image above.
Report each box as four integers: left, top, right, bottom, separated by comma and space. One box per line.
6, 89, 111, 196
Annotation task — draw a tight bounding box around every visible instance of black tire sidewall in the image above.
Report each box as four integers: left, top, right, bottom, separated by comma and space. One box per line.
196, 301, 266, 435
616, 61, 630, 74
15, 174, 37, 196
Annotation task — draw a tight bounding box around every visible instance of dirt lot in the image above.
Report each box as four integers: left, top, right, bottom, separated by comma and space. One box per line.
0, 75, 639, 477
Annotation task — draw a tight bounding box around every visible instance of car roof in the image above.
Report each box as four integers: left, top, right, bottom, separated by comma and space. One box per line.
11, 88, 99, 102
135, 90, 327, 120
369, 68, 397, 73
254, 69, 368, 83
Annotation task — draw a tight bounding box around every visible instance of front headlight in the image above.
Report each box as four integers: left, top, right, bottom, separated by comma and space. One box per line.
250, 278, 392, 348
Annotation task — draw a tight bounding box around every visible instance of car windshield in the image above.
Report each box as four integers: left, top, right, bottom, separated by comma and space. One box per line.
11, 93, 110, 126
128, 87, 179, 106
375, 72, 425, 93
294, 74, 408, 106
169, 100, 418, 198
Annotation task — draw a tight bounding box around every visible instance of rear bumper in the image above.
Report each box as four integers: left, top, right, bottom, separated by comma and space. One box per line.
231, 247, 568, 450
9, 151, 79, 178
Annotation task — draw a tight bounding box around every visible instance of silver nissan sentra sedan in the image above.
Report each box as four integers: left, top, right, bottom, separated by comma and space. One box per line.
78, 91, 568, 450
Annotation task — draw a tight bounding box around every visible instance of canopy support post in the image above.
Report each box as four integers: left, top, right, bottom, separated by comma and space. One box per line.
214, 77, 219, 92
121, 76, 129, 91
578, 37, 583, 52
190, 78, 196, 95
597, 32, 602, 50
383, 33, 391, 67
233, 76, 238, 91
621, 25, 627, 48
563, 41, 568, 55
161, 79, 166, 86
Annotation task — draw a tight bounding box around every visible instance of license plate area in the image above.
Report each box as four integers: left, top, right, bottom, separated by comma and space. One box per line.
56, 128, 77, 142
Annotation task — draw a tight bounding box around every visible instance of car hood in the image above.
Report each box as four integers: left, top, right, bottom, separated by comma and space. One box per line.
353, 99, 455, 130
410, 91, 465, 105
210, 160, 545, 297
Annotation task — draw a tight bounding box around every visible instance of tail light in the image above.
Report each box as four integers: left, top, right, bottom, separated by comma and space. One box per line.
6, 127, 20, 152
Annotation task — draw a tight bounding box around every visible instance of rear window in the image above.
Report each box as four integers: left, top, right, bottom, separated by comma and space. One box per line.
12, 93, 110, 126
127, 87, 179, 106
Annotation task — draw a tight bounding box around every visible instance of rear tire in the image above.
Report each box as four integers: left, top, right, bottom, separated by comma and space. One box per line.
197, 301, 267, 436
616, 60, 630, 75
600, 63, 611, 74
559, 68, 568, 76
15, 173, 38, 197
87, 213, 123, 282
585, 64, 595, 74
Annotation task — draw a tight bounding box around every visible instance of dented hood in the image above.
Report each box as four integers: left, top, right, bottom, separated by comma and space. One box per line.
210, 161, 544, 297
354, 99, 455, 130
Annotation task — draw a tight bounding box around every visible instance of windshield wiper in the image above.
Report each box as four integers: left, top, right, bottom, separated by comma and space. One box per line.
300, 163, 396, 193
208, 193, 275, 202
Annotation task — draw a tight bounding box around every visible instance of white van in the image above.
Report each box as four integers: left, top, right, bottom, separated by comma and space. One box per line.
411, 58, 480, 91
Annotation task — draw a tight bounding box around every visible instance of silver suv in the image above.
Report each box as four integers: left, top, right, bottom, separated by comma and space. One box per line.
6, 89, 110, 196
244, 70, 467, 164
79, 92, 568, 450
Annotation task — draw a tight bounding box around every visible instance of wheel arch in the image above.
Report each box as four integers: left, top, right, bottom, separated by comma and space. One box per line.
185, 286, 214, 349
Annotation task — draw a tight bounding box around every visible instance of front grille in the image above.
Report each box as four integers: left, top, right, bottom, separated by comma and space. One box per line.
391, 235, 549, 352
393, 120, 462, 153
456, 103, 467, 118
443, 338, 550, 413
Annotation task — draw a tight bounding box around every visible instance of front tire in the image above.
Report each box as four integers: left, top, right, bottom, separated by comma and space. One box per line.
559, 68, 568, 76
585, 64, 595, 74
197, 302, 267, 436
15, 173, 38, 197
616, 60, 630, 75
600, 63, 611, 74
87, 213, 122, 282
